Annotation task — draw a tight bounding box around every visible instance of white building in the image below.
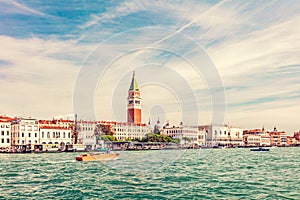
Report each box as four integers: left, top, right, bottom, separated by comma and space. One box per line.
199, 124, 243, 147
78, 120, 97, 150
260, 133, 271, 146
100, 121, 152, 141
0, 116, 13, 150
243, 134, 261, 146
161, 125, 206, 146
11, 118, 39, 148
243, 129, 271, 146
39, 126, 72, 146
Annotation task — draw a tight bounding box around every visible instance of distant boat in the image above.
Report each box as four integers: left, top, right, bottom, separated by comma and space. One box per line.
75, 148, 119, 161
250, 147, 270, 152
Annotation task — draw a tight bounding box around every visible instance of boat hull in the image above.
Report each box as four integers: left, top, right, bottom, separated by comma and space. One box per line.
75, 153, 119, 161
250, 148, 270, 152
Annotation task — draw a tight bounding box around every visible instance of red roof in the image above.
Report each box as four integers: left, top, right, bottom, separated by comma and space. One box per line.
39, 120, 56, 125
0, 115, 14, 122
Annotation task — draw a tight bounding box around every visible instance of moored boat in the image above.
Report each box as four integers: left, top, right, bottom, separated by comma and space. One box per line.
250, 147, 270, 152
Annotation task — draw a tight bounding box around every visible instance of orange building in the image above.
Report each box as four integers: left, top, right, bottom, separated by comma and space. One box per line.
127, 71, 142, 124
268, 127, 286, 146
294, 132, 300, 141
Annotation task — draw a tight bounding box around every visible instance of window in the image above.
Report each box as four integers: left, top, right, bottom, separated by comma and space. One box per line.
1, 139, 4, 143
47, 132, 50, 138
63, 132, 65, 138
21, 132, 24, 137
7, 138, 9, 143
1, 131, 4, 136
7, 131, 9, 136
68, 132, 71, 138
28, 133, 31, 137
42, 132, 44, 138
53, 132, 55, 138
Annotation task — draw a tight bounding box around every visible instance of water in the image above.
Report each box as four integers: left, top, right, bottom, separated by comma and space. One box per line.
0, 147, 299, 199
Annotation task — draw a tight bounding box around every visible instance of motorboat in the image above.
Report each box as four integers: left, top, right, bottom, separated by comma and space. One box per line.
75, 149, 119, 161
250, 147, 270, 152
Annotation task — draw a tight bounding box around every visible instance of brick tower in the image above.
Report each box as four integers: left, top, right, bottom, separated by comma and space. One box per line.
127, 71, 141, 124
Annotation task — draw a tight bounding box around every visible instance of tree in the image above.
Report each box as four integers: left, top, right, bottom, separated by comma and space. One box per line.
100, 135, 115, 141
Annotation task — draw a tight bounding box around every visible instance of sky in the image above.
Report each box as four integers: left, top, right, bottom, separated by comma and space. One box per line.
0, 0, 300, 134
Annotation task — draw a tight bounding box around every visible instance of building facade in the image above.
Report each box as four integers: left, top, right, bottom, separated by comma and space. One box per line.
11, 118, 39, 148
199, 124, 243, 147
162, 125, 206, 146
77, 120, 97, 150
0, 116, 13, 150
39, 126, 72, 147
113, 122, 151, 141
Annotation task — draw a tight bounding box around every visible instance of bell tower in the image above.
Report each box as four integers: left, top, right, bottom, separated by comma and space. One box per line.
127, 71, 142, 124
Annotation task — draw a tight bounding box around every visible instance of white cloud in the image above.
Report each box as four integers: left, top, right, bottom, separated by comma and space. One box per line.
0, 36, 96, 118
1, 0, 300, 132
1, 0, 46, 16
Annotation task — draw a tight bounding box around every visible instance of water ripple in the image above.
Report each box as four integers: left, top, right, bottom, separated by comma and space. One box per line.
0, 148, 299, 199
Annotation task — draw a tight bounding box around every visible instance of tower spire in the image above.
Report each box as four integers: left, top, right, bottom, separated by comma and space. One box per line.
129, 71, 139, 91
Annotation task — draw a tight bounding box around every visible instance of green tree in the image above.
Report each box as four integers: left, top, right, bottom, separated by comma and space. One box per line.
100, 135, 115, 141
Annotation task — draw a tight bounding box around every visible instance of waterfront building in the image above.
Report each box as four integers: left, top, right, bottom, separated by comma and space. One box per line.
0, 115, 14, 150
243, 128, 271, 146
268, 127, 286, 146
199, 124, 243, 147
287, 136, 297, 146
39, 125, 72, 149
11, 118, 39, 150
107, 121, 151, 141
162, 124, 206, 146
260, 133, 271, 146
243, 134, 261, 146
127, 71, 142, 124
77, 120, 97, 150
294, 131, 300, 141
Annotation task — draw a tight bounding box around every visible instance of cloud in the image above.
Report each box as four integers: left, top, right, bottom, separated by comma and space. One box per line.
1, 0, 46, 16
1, 0, 300, 133
80, 0, 215, 29
0, 35, 95, 118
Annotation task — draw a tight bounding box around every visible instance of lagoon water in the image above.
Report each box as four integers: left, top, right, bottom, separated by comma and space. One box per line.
0, 147, 299, 199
